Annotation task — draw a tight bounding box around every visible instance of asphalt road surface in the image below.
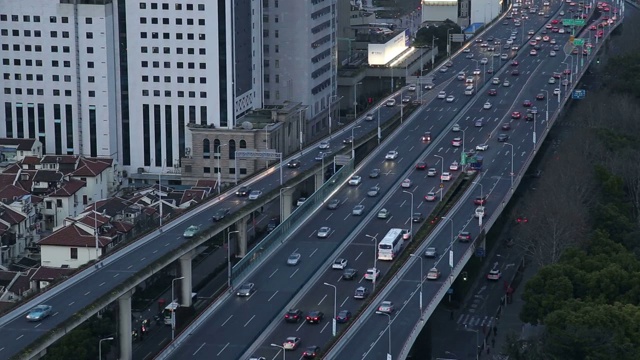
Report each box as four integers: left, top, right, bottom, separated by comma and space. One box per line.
157, 0, 614, 359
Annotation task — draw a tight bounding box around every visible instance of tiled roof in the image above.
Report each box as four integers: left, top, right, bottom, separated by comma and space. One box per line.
0, 174, 16, 192
0, 185, 29, 204
8, 268, 37, 295
33, 170, 64, 183
21, 156, 41, 167
40, 155, 79, 164
0, 205, 26, 225
38, 223, 113, 247
180, 189, 205, 205
30, 266, 74, 281
1, 163, 21, 174
113, 221, 134, 233
0, 270, 15, 282
0, 138, 37, 151
49, 179, 86, 197
71, 157, 113, 177
77, 211, 110, 229
195, 179, 216, 188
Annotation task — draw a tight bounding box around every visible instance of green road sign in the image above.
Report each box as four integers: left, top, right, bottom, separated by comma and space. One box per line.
562, 18, 586, 26
461, 152, 467, 166
573, 38, 585, 46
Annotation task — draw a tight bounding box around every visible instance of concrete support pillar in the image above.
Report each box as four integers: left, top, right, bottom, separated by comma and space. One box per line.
314, 170, 324, 190
280, 188, 294, 221
118, 289, 135, 360
179, 251, 194, 307
236, 215, 249, 257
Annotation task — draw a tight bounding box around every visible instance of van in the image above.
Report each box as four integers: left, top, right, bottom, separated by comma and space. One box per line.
464, 86, 475, 95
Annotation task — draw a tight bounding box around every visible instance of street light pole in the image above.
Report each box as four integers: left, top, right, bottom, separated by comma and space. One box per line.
444, 217, 454, 274
171, 276, 184, 341
403, 191, 414, 238
504, 143, 515, 188
323, 282, 338, 336
270, 344, 286, 360
354, 82, 362, 120
351, 125, 361, 159
434, 155, 444, 201
98, 337, 114, 360
328, 95, 340, 138
541, 89, 549, 128
431, 36, 438, 66
381, 312, 392, 359
227, 230, 239, 289
377, 106, 381, 145
409, 253, 423, 314
365, 234, 378, 291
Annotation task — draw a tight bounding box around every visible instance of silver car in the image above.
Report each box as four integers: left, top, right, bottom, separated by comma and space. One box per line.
352, 204, 365, 216
317, 226, 331, 238
367, 186, 380, 197
248, 190, 262, 200
424, 247, 438, 258
236, 283, 256, 297
287, 253, 301, 266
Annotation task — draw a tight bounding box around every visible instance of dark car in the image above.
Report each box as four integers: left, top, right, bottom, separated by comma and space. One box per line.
536, 93, 545, 100
342, 136, 354, 144
412, 212, 424, 223
342, 268, 358, 280
525, 113, 534, 121
415, 162, 427, 170
236, 186, 251, 197
212, 208, 230, 221
511, 69, 520, 76
458, 231, 472, 242
306, 310, 324, 324
284, 309, 303, 323
303, 346, 321, 359
421, 132, 432, 142
267, 217, 280, 232
523, 100, 532, 107
497, 133, 509, 142
501, 122, 511, 130
326, 199, 340, 210
336, 309, 352, 323
474, 196, 488, 205
369, 168, 381, 178
287, 159, 301, 168
488, 88, 497, 96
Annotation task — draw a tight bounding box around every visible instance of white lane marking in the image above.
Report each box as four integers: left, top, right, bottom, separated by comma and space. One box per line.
244, 315, 255, 327
309, 248, 318, 257
216, 343, 229, 356
268, 291, 279, 302
290, 269, 299, 278
192, 343, 206, 356
221, 315, 233, 326
318, 294, 327, 306
269, 269, 278, 278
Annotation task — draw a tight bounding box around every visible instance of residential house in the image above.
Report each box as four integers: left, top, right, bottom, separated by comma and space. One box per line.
0, 138, 43, 163
0, 198, 34, 267
0, 268, 38, 302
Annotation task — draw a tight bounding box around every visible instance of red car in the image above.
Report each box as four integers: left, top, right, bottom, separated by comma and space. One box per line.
501, 122, 511, 130
551, 19, 559, 24
590, 25, 597, 30
536, 93, 545, 100
511, 111, 522, 119
553, 72, 562, 79
523, 100, 532, 107
563, 68, 571, 75
551, 27, 559, 33
458, 232, 472, 241
510, 60, 519, 66
415, 162, 427, 170
474, 196, 488, 205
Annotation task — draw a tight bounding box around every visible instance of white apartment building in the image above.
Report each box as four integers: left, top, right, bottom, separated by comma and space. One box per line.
117, 0, 262, 174
261, 0, 338, 138
2, 0, 263, 179
0, 0, 119, 159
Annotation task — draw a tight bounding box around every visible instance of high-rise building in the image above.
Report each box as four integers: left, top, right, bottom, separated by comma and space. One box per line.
1, 0, 262, 178
0, 0, 119, 159
261, 0, 338, 140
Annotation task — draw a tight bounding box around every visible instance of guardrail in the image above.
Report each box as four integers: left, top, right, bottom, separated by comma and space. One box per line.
395, 12, 623, 360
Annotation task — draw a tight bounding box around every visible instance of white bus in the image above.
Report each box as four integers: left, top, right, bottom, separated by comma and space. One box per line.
377, 228, 405, 261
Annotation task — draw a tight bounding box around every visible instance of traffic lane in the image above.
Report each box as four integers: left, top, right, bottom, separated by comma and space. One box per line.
171, 242, 340, 359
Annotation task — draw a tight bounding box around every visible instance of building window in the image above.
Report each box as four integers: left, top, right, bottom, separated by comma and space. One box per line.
229, 140, 236, 159
239, 140, 247, 149
70, 248, 78, 259
204, 167, 211, 174
203, 138, 211, 158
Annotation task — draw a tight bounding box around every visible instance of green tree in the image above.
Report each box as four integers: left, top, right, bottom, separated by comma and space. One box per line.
520, 264, 576, 324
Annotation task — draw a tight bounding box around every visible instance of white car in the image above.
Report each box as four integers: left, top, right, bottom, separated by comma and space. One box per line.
450, 161, 459, 171
548, 77, 556, 84
492, 77, 500, 85
367, 186, 381, 197
487, 268, 502, 280
501, 53, 509, 60
549, 51, 556, 57
385, 150, 399, 160
553, 88, 561, 95
441, 172, 452, 181
386, 98, 396, 107
463, 48, 471, 53
248, 190, 262, 200
424, 247, 438, 258
530, 49, 538, 56
352, 204, 365, 216
475, 206, 485, 218
427, 267, 441, 280
364, 268, 380, 281
452, 124, 461, 132
401, 179, 412, 188
424, 192, 437, 201
476, 144, 489, 151
503, 80, 510, 87
437, 91, 446, 99
332, 258, 348, 269
446, 95, 455, 103
287, 253, 301, 266
317, 226, 331, 238
427, 168, 438, 177
318, 141, 330, 149
558, 28, 565, 34
296, 197, 307, 206
483, 102, 492, 110
480, 57, 488, 65
472, 68, 481, 75
364, 113, 374, 121
451, 138, 462, 147
283, 337, 301, 350
407, 84, 417, 91
376, 301, 395, 314
348, 175, 362, 186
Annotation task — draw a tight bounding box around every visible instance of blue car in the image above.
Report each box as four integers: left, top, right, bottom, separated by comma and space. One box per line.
26, 304, 52, 321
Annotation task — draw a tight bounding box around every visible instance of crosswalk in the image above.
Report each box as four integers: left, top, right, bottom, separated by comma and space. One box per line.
456, 313, 496, 328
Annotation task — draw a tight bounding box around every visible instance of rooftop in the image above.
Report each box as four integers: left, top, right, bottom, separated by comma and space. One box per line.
0, 138, 38, 151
